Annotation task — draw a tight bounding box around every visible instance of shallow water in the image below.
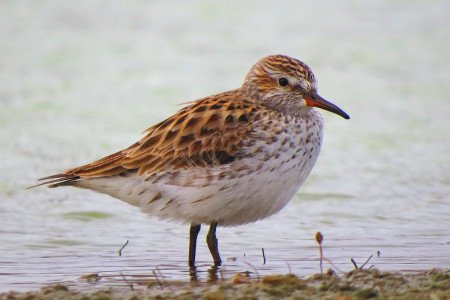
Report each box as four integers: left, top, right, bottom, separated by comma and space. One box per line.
1, 0, 449, 293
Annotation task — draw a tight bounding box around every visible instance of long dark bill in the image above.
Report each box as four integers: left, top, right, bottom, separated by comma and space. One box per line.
305, 92, 350, 120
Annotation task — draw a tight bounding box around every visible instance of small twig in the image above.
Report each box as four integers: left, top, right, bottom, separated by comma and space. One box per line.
120, 272, 134, 292
219, 268, 224, 281
360, 255, 374, 269
287, 262, 292, 274
243, 261, 260, 283
155, 267, 165, 281
155, 266, 172, 291
351, 254, 374, 270
152, 269, 164, 289
350, 258, 358, 269
322, 257, 346, 274
118, 240, 129, 256
315, 232, 324, 274
261, 248, 266, 265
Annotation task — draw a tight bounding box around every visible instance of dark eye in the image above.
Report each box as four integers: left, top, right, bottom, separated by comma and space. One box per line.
278, 77, 289, 87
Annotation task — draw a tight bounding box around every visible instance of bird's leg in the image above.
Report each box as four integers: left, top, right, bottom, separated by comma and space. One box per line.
206, 222, 221, 266
189, 223, 201, 267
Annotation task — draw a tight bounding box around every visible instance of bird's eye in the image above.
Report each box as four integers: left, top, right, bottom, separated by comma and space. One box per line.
278, 77, 289, 87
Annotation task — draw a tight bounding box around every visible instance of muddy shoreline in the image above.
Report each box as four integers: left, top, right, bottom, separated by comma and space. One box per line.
2, 268, 448, 299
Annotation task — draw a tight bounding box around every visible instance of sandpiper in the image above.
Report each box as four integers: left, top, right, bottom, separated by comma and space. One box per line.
33, 55, 349, 266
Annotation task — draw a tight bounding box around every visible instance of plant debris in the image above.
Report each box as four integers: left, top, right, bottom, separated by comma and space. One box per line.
1, 268, 448, 300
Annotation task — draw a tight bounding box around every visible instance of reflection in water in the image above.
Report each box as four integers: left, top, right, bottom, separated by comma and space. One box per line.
207, 265, 220, 283
80, 264, 225, 291
188, 265, 220, 284
189, 266, 198, 284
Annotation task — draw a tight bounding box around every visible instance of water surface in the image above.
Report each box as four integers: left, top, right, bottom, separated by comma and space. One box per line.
1, 0, 449, 292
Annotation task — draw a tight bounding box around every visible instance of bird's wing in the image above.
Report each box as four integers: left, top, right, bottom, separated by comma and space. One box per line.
35, 90, 262, 187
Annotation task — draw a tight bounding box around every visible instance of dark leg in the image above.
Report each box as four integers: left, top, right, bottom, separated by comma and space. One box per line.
189, 223, 201, 266
206, 222, 221, 266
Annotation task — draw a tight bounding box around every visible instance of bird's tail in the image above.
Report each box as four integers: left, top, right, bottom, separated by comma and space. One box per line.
27, 174, 81, 189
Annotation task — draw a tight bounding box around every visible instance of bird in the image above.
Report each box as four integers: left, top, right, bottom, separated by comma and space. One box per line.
31, 54, 349, 267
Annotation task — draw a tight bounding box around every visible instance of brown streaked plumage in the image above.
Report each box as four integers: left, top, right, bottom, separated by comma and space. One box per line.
39, 90, 260, 183
31, 54, 349, 266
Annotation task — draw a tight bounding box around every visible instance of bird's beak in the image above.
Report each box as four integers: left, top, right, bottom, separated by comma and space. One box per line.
305, 92, 350, 119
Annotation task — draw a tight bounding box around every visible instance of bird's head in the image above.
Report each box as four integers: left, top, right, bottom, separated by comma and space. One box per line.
243, 55, 349, 119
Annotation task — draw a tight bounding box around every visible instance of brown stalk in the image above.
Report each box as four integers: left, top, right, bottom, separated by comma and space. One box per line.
315, 232, 324, 274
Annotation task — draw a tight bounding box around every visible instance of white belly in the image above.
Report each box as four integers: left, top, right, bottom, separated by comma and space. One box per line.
76, 111, 324, 226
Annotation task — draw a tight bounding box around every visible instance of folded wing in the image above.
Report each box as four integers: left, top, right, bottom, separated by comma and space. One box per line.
34, 90, 262, 188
